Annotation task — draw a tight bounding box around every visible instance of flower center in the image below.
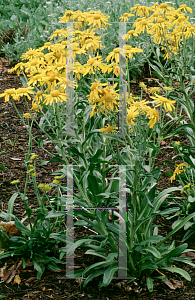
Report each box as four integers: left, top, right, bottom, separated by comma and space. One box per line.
36, 91, 42, 96
51, 90, 60, 97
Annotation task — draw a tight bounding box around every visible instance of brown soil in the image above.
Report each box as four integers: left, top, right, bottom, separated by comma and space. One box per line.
0, 57, 195, 299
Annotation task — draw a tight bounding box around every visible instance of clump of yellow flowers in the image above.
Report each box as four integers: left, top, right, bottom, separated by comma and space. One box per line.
121, 3, 194, 60
0, 5, 183, 131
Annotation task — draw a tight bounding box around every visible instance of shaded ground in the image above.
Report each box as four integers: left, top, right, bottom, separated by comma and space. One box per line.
0, 57, 195, 299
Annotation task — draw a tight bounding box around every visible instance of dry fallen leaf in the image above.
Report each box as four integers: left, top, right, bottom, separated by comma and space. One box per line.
180, 251, 195, 259
164, 278, 183, 290
0, 263, 7, 278
14, 274, 21, 285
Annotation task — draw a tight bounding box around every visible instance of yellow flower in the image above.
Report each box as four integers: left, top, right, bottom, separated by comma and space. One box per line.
177, 4, 192, 14
147, 87, 162, 94
53, 179, 60, 184
0, 88, 17, 102
87, 11, 111, 30
43, 184, 52, 192
32, 173, 36, 177
27, 166, 35, 174
99, 124, 118, 133
21, 48, 44, 61
105, 46, 143, 64
11, 180, 20, 184
38, 183, 52, 192
23, 113, 31, 119
174, 141, 180, 146
120, 12, 134, 22
86, 80, 108, 105
31, 100, 42, 112
182, 183, 191, 190
151, 94, 176, 112
49, 28, 67, 40
170, 163, 187, 183
82, 54, 103, 77
15, 87, 34, 101
122, 30, 138, 41
126, 106, 139, 126
139, 82, 147, 91
164, 86, 173, 91
43, 89, 67, 105
30, 154, 38, 162
8, 62, 25, 76
147, 108, 159, 128
54, 176, 62, 180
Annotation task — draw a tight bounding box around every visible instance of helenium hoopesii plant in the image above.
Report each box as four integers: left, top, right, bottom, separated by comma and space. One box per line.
1, 4, 195, 292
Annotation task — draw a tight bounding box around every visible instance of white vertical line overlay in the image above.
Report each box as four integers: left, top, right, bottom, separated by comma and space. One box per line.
119, 22, 127, 137
66, 165, 74, 278
66, 22, 75, 136
118, 165, 127, 278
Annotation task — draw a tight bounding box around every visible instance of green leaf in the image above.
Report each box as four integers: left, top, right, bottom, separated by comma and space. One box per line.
174, 257, 195, 268
66, 239, 91, 256
161, 267, 191, 281
83, 269, 105, 287
85, 250, 107, 259
14, 217, 32, 237
142, 246, 161, 258
0, 164, 6, 171
146, 276, 153, 292
140, 261, 158, 272
139, 235, 164, 245
46, 212, 65, 218
102, 263, 118, 287
83, 260, 115, 276
157, 212, 195, 248
47, 261, 61, 271
157, 244, 187, 265
39, 160, 49, 166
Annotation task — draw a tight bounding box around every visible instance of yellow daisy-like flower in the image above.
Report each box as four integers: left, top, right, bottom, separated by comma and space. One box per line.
122, 30, 138, 41
119, 12, 134, 22
126, 106, 139, 126
97, 83, 119, 114
15, 87, 34, 101
31, 100, 43, 112
99, 124, 118, 133
147, 108, 159, 128
147, 87, 162, 94
82, 54, 103, 77
177, 4, 192, 14
0, 88, 18, 102
43, 89, 67, 106
87, 11, 111, 30
86, 80, 108, 105
8, 62, 25, 76
38, 183, 52, 192
49, 28, 67, 40
10, 180, 20, 184
139, 82, 147, 91
23, 113, 31, 119
21, 48, 44, 61
151, 94, 176, 112
105, 45, 143, 64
